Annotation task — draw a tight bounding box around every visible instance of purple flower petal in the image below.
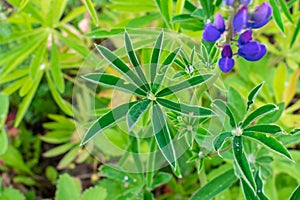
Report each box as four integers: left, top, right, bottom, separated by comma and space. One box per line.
238, 41, 267, 61
221, 44, 233, 58
223, 0, 235, 6
251, 2, 272, 23
240, 0, 252, 5
238, 30, 252, 45
203, 24, 221, 42
218, 57, 235, 73
213, 13, 226, 33
247, 19, 269, 29
233, 6, 248, 32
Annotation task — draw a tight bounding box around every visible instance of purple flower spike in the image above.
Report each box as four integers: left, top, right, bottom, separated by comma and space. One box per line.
221, 44, 233, 58
248, 2, 272, 29
238, 41, 267, 61
214, 13, 226, 33
223, 0, 235, 6
240, 0, 252, 5
219, 57, 235, 73
233, 6, 248, 32
238, 30, 252, 45
203, 24, 221, 42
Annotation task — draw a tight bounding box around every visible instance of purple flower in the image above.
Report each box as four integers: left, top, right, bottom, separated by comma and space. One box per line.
238, 30, 252, 45
248, 2, 272, 29
219, 44, 235, 73
238, 41, 266, 61
233, 6, 248, 32
214, 13, 226, 33
223, 0, 235, 6
203, 14, 225, 42
240, 0, 252, 5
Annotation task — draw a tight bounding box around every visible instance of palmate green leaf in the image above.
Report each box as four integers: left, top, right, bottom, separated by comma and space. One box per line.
51, 36, 65, 93
96, 45, 148, 92
46, 72, 73, 116
127, 99, 151, 130
0, 28, 44, 44
255, 170, 269, 200
200, 0, 214, 18
57, 146, 79, 169
190, 169, 237, 200
151, 172, 172, 189
290, 17, 300, 47
124, 31, 149, 90
0, 68, 28, 84
60, 6, 86, 24
0, 129, 8, 155
247, 82, 264, 111
83, 73, 147, 96
83, 0, 98, 25
233, 136, 256, 192
152, 103, 176, 169
278, 0, 294, 24
81, 101, 137, 146
30, 44, 46, 80
146, 137, 156, 189
0, 93, 9, 129
43, 143, 74, 157
18, 0, 29, 10
257, 102, 284, 124
152, 47, 181, 93
156, 74, 212, 97
289, 184, 300, 200
213, 99, 236, 128
242, 131, 292, 160
244, 125, 282, 134
228, 87, 246, 122
269, 0, 285, 35
242, 104, 278, 128
213, 132, 233, 151
156, 98, 214, 118
154, 0, 173, 29
240, 179, 259, 200
150, 31, 164, 84
14, 70, 43, 126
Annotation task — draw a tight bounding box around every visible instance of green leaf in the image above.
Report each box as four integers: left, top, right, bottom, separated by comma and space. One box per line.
57, 147, 79, 169
247, 82, 264, 111
242, 131, 292, 160
14, 70, 43, 126
151, 172, 172, 189
242, 104, 278, 128
233, 136, 256, 192
152, 47, 181, 93
51, 0, 68, 25
83, 0, 98, 25
82, 186, 107, 200
273, 64, 287, 103
289, 184, 300, 200
124, 31, 149, 90
200, 0, 214, 18
269, 0, 285, 35
18, 0, 30, 10
156, 98, 214, 118
156, 74, 212, 97
190, 169, 237, 200
55, 174, 81, 200
228, 87, 246, 122
81, 101, 137, 146
43, 143, 74, 157
0, 187, 25, 200
154, 0, 173, 29
278, 0, 294, 24
82, 73, 147, 96
191, 8, 206, 19
290, 17, 300, 47
244, 125, 282, 134
0, 129, 8, 155
96, 45, 148, 92
30, 44, 46, 80
126, 99, 151, 130
255, 170, 269, 200
152, 103, 176, 169
60, 6, 87, 24
257, 102, 284, 124
85, 28, 124, 38
213, 99, 236, 128
46, 72, 73, 116
150, 31, 164, 84
240, 178, 260, 200
213, 132, 233, 151
51, 36, 65, 93
0, 93, 9, 129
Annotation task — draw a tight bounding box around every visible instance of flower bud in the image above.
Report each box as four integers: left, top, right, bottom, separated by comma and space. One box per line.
238, 30, 252, 45
248, 2, 272, 29
219, 57, 235, 73
221, 44, 233, 58
202, 24, 221, 42
233, 6, 248, 32
213, 13, 226, 34
223, 0, 235, 6
238, 41, 266, 61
